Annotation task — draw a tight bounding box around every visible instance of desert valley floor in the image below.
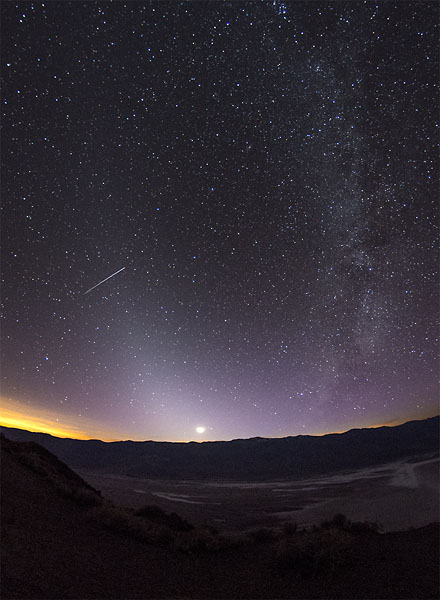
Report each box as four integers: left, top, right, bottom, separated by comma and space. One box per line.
78, 453, 439, 532
2, 433, 439, 599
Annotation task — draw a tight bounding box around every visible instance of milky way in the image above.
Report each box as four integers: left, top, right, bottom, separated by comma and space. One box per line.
1, 1, 438, 441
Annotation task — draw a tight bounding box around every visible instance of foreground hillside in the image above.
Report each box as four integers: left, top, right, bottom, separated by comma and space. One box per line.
1, 435, 439, 599
1, 416, 438, 480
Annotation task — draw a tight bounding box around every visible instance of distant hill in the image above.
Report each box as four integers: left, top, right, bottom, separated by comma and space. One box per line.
1, 416, 438, 481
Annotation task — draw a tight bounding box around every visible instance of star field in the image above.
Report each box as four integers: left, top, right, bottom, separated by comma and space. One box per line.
1, 1, 438, 441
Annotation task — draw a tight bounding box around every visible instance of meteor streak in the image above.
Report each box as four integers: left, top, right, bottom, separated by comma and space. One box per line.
83, 267, 126, 295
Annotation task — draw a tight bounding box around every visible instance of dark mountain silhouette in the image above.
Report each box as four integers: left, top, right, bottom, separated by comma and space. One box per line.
1, 416, 438, 480
1, 433, 439, 599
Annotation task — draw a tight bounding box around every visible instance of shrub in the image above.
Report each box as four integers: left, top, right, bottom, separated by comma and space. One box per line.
174, 528, 248, 554
321, 514, 382, 534
134, 504, 194, 532
88, 503, 172, 545
331, 513, 349, 529
349, 520, 381, 534
202, 524, 219, 536
321, 513, 350, 530
283, 521, 298, 536
247, 527, 277, 543
276, 528, 353, 576
216, 532, 247, 549
134, 504, 166, 519
58, 484, 103, 507
175, 531, 209, 553
174, 528, 218, 553
313, 529, 353, 572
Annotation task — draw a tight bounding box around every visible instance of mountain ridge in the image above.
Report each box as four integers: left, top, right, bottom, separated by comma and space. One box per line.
2, 415, 437, 444
1, 416, 438, 481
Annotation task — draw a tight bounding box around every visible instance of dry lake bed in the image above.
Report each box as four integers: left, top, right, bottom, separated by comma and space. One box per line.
78, 453, 439, 532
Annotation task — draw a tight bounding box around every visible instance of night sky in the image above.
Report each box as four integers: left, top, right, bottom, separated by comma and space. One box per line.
1, 1, 438, 442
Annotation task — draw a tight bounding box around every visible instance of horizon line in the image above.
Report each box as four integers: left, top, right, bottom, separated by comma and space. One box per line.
1, 413, 438, 444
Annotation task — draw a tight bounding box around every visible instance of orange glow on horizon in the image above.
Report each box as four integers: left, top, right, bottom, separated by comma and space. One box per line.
0, 397, 118, 441
0, 413, 92, 440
